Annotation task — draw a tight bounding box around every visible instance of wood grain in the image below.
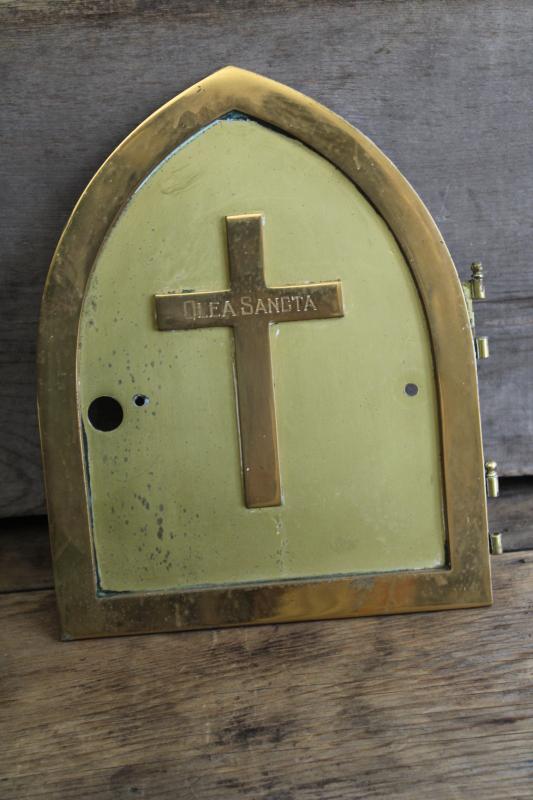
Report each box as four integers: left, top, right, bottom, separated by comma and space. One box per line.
489, 477, 533, 552
0, 551, 532, 799
1, 0, 533, 516
0, 516, 52, 592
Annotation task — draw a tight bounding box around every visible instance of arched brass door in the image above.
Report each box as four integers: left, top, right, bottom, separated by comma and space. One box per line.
38, 68, 491, 639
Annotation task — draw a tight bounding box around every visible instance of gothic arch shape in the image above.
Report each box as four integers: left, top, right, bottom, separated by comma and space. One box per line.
38, 67, 491, 639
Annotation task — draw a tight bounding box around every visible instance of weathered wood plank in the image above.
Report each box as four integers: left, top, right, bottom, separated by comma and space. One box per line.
0, 516, 52, 592
489, 477, 533, 552
1, 551, 532, 799
1, 0, 532, 515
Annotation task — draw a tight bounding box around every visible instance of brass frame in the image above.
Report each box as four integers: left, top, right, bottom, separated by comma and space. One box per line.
37, 67, 491, 639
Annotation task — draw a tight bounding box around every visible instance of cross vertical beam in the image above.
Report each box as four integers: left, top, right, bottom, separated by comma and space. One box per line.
226, 215, 280, 507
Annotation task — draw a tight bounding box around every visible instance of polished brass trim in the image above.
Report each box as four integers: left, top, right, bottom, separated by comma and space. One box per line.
37, 66, 491, 639
155, 212, 343, 509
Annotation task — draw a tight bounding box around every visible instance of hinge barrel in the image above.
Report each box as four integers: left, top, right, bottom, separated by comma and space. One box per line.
485, 460, 499, 498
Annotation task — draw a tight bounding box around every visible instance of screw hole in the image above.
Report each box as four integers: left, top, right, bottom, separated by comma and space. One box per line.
133, 394, 149, 407
405, 383, 419, 397
88, 396, 123, 431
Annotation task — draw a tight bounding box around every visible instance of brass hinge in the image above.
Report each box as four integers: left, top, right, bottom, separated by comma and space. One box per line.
485, 460, 499, 498
463, 266, 501, 554
462, 261, 489, 360
485, 460, 502, 554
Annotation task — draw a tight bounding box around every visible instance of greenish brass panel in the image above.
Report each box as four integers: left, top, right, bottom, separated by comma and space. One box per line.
78, 117, 445, 592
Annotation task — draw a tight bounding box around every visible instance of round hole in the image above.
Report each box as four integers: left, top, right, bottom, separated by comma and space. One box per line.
405, 383, 419, 397
133, 394, 149, 407
88, 396, 123, 431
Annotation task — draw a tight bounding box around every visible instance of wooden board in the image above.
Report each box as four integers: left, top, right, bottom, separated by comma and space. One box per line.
1, 551, 532, 799
1, 0, 533, 516
489, 477, 533, 552
0, 516, 52, 592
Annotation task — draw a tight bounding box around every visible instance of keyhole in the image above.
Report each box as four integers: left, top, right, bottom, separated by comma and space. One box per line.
88, 396, 124, 431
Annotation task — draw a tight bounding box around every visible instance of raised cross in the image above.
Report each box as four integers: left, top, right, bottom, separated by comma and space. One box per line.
155, 213, 344, 509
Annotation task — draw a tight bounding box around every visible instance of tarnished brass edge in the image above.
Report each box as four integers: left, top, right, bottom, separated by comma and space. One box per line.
37, 65, 491, 640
